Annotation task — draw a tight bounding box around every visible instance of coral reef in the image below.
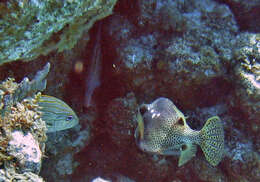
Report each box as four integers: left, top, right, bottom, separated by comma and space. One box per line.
231, 33, 260, 135
0, 63, 49, 181
0, 0, 117, 64
1, 0, 260, 181
68, 0, 259, 181
0, 63, 49, 115
106, 0, 237, 108
0, 168, 45, 182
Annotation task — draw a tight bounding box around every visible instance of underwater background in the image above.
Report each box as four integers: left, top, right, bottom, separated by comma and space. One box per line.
0, 0, 259, 181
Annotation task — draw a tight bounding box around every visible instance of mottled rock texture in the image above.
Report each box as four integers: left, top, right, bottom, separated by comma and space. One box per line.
231, 33, 260, 133
106, 0, 237, 108
40, 124, 91, 182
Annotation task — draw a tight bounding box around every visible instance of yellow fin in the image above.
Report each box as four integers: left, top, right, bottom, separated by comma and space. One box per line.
136, 111, 144, 139
178, 143, 197, 167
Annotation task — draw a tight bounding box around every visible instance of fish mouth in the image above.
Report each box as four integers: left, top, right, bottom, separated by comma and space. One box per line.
134, 103, 165, 154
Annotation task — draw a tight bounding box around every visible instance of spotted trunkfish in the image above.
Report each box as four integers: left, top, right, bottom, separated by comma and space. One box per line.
135, 97, 224, 166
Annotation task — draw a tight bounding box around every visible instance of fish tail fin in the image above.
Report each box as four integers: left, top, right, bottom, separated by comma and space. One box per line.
199, 116, 224, 166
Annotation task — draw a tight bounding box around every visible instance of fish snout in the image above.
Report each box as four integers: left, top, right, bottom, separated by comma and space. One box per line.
135, 105, 148, 149
139, 104, 149, 116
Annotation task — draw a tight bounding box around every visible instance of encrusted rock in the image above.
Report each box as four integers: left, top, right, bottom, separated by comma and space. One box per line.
7, 131, 42, 174
106, 0, 237, 107
0, 63, 50, 181
0, 0, 118, 64
41, 119, 91, 181
232, 33, 260, 134
0, 168, 45, 182
193, 158, 227, 182
0, 63, 50, 116
105, 92, 138, 147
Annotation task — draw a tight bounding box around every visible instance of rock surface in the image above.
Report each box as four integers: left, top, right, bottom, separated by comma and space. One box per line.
0, 64, 49, 181
7, 131, 42, 174
0, 0, 117, 64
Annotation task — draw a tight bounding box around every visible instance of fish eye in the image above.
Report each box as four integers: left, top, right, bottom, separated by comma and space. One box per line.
66, 115, 73, 121
177, 118, 184, 125
181, 144, 187, 151
46, 122, 53, 127
139, 105, 148, 116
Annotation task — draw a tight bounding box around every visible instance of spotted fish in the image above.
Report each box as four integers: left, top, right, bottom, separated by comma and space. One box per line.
37, 95, 79, 133
135, 97, 224, 167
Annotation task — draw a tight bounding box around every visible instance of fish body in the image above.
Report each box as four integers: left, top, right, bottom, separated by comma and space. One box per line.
37, 95, 79, 133
135, 97, 224, 166
84, 23, 102, 107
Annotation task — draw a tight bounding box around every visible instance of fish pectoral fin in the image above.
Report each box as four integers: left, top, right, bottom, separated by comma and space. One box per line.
159, 148, 180, 156
178, 143, 197, 167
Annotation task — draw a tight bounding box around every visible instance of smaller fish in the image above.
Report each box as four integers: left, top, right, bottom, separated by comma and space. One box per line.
37, 95, 79, 133
135, 97, 224, 167
84, 22, 102, 107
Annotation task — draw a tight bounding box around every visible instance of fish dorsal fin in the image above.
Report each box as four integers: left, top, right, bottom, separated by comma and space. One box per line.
178, 143, 197, 167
